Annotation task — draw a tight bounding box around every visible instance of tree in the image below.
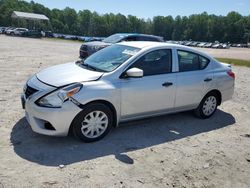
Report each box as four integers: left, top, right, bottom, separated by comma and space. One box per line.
0, 0, 249, 43
78, 10, 92, 36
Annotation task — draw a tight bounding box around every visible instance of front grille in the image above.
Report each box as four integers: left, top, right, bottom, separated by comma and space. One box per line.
25, 85, 38, 98
80, 50, 88, 58
80, 45, 89, 58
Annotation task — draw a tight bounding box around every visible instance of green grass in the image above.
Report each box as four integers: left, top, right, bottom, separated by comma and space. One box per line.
216, 58, 250, 67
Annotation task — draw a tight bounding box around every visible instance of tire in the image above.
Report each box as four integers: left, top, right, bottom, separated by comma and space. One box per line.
72, 103, 113, 142
194, 92, 218, 119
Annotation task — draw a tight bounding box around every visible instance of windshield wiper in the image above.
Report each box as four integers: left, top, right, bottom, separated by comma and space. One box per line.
76, 60, 97, 71
82, 63, 98, 71
78, 60, 107, 72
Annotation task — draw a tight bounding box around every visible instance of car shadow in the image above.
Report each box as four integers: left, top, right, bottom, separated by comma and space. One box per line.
11, 109, 235, 166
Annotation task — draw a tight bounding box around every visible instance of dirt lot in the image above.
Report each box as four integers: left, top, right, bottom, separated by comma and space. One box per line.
0, 35, 250, 188
198, 47, 250, 61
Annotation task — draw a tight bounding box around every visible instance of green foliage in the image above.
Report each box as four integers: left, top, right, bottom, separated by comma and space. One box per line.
0, 0, 250, 42
217, 58, 250, 67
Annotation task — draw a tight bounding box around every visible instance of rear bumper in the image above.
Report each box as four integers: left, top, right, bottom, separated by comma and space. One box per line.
220, 77, 235, 103
221, 86, 234, 103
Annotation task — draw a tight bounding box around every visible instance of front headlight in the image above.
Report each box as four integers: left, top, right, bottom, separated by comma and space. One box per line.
36, 83, 82, 108
90, 45, 102, 51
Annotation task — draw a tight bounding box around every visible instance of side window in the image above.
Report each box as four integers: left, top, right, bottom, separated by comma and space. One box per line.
177, 50, 209, 72
131, 49, 172, 76
123, 36, 137, 41
136, 36, 158, 42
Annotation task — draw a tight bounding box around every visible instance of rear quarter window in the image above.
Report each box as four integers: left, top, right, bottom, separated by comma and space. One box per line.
199, 56, 210, 69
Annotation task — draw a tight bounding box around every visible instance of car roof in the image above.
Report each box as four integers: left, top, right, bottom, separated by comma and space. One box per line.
119, 41, 213, 59
116, 33, 162, 38
119, 41, 183, 49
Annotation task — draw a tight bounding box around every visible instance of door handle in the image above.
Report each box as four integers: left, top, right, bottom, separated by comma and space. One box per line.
204, 78, 212, 82
162, 82, 173, 87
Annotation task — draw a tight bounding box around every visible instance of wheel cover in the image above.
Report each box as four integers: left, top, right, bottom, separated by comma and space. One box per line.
202, 96, 217, 116
81, 111, 108, 138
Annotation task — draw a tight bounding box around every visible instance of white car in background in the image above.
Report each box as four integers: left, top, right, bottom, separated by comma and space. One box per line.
21, 42, 235, 142
5, 27, 15, 35
13, 28, 28, 36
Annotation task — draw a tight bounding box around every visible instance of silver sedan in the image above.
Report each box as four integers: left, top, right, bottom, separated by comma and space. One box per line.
21, 42, 235, 142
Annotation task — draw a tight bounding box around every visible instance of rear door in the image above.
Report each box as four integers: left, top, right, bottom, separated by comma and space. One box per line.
175, 50, 213, 109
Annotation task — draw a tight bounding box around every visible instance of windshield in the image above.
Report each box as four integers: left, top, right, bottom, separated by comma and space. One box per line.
82, 44, 140, 72
102, 34, 129, 43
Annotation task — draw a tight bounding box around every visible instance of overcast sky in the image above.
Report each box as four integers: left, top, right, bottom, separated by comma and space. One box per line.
28, 0, 250, 18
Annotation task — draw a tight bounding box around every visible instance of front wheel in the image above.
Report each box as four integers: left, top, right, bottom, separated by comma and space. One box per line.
72, 103, 113, 142
195, 93, 218, 119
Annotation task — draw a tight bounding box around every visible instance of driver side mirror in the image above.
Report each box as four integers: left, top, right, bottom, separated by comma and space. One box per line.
123, 68, 143, 78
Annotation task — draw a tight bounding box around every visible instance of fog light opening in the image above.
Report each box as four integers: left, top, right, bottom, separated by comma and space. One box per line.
44, 122, 56, 130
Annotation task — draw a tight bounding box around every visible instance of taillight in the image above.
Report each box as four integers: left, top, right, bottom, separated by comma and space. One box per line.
227, 70, 235, 79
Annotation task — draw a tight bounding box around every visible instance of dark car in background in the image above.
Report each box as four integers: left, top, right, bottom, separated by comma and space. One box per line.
21, 30, 42, 38
43, 31, 54, 38
79, 33, 164, 59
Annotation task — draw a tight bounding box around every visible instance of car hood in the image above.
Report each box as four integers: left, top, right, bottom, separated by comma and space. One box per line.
36, 62, 103, 87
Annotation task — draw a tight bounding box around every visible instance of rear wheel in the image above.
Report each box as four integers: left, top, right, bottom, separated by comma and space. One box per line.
195, 93, 218, 119
72, 103, 113, 142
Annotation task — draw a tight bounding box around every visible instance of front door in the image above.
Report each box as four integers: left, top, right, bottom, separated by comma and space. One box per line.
120, 49, 176, 120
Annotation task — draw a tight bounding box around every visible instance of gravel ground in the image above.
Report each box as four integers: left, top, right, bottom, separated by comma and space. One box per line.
0, 35, 250, 188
